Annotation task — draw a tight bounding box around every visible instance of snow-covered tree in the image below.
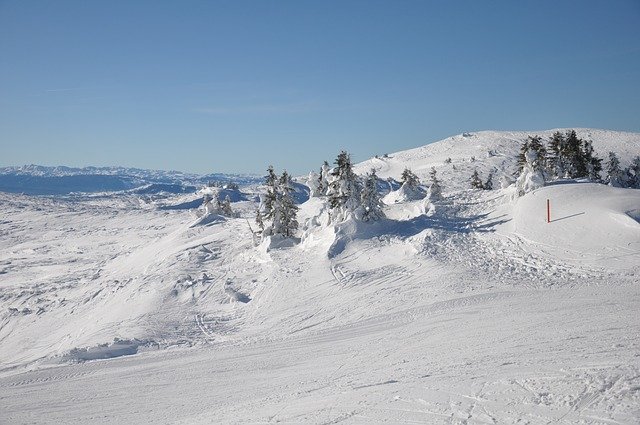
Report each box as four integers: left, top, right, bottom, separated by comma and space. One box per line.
484, 172, 494, 190
360, 170, 385, 222
308, 161, 330, 197
470, 169, 484, 189
327, 151, 361, 220
518, 136, 546, 176
516, 148, 545, 196
317, 161, 330, 196
277, 171, 299, 237
307, 170, 321, 197
259, 167, 299, 238
401, 168, 420, 188
582, 140, 602, 182
426, 167, 442, 199
221, 195, 233, 217
255, 208, 264, 232
546, 131, 566, 179
263, 165, 278, 221
625, 156, 640, 188
605, 151, 624, 187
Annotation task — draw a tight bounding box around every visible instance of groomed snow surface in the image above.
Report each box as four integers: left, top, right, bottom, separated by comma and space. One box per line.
1, 129, 639, 424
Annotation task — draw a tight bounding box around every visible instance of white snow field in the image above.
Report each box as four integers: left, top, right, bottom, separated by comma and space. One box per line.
1, 129, 639, 424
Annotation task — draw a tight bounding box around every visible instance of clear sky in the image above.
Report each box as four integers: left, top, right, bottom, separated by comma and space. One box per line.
1, 1, 639, 175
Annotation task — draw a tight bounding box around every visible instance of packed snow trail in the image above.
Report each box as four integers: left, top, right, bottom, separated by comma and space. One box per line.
1, 284, 638, 424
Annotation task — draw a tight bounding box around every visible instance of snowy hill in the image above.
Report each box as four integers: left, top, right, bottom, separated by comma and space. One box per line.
355, 128, 640, 190
1, 129, 639, 424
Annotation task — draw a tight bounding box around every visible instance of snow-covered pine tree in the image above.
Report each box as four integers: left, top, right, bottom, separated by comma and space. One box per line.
263, 165, 278, 221
546, 131, 566, 179
401, 168, 420, 188
470, 169, 484, 189
563, 130, 587, 178
317, 161, 330, 196
484, 172, 494, 190
277, 171, 299, 237
360, 170, 385, 222
515, 147, 546, 196
605, 151, 624, 187
625, 156, 640, 188
327, 151, 361, 219
221, 195, 233, 216
582, 140, 602, 182
255, 208, 264, 232
426, 167, 442, 199
307, 170, 321, 197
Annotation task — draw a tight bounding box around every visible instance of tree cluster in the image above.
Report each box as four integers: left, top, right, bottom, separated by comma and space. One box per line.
470, 169, 493, 190
514, 130, 639, 190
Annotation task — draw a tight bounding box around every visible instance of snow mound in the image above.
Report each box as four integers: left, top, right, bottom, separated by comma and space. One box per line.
501, 182, 640, 271
382, 183, 425, 204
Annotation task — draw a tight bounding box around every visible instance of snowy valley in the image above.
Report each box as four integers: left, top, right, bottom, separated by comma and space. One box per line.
1, 129, 639, 424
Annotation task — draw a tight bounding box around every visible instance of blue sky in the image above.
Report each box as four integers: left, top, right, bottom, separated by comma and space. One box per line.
1, 1, 639, 175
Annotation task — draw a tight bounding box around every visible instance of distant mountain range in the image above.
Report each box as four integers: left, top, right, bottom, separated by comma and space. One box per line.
0, 165, 261, 195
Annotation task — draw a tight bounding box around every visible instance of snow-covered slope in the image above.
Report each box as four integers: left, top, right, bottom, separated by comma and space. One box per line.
1, 129, 639, 424
356, 128, 640, 190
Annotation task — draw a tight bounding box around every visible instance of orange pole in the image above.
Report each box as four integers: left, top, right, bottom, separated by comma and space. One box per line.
547, 199, 550, 223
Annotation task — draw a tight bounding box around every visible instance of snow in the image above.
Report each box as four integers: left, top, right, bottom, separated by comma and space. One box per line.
1, 128, 639, 424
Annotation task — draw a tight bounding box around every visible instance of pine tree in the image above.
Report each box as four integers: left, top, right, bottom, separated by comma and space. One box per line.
401, 168, 420, 187
360, 170, 385, 222
221, 195, 233, 216
546, 131, 566, 178
426, 167, 442, 199
484, 172, 494, 190
582, 140, 602, 181
470, 169, 484, 189
606, 151, 624, 187
626, 156, 640, 188
278, 171, 299, 237
317, 161, 330, 196
516, 139, 530, 174
255, 208, 264, 231
263, 165, 278, 221
519, 136, 546, 176
327, 151, 361, 215
516, 148, 546, 196
563, 130, 587, 178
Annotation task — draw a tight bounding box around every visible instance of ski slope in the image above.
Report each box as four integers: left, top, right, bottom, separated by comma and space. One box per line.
1, 129, 639, 424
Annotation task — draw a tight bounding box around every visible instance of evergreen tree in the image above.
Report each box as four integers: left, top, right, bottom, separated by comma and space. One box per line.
401, 168, 420, 187
263, 165, 278, 221
426, 167, 442, 199
470, 169, 484, 189
563, 130, 587, 178
518, 136, 546, 175
221, 195, 233, 216
516, 148, 546, 196
360, 170, 385, 222
582, 140, 602, 181
277, 171, 299, 237
317, 161, 330, 196
484, 172, 494, 190
606, 151, 624, 187
327, 151, 361, 215
546, 131, 566, 178
626, 156, 640, 188
255, 208, 264, 232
